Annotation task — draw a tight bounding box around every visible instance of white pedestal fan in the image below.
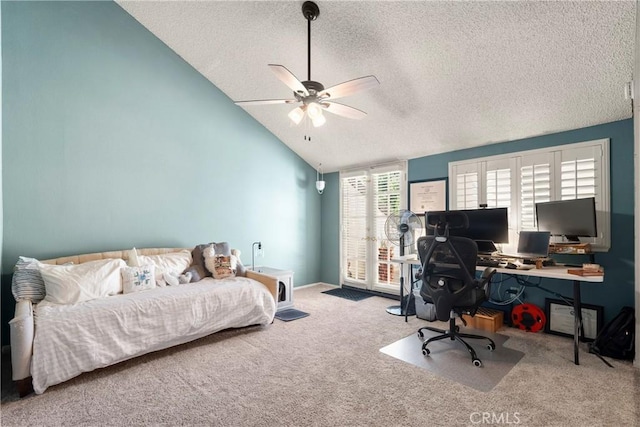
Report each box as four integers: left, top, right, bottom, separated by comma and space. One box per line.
383, 210, 423, 318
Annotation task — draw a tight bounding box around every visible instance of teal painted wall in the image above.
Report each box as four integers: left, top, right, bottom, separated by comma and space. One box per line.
320, 172, 339, 285
0, 1, 5, 346
0, 0, 3, 272
2, 2, 321, 293
322, 119, 635, 323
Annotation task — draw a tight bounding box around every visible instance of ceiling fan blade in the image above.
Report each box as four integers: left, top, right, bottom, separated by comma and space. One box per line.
323, 102, 367, 120
235, 99, 297, 106
318, 75, 379, 100
268, 64, 309, 96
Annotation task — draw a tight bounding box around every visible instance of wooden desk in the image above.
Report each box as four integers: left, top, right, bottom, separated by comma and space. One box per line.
400, 257, 604, 365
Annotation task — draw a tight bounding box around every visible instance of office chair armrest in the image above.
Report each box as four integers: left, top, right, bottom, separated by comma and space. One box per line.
480, 267, 496, 282
478, 267, 496, 290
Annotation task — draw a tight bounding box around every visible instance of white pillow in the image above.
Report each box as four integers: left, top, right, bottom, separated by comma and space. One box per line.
121, 265, 156, 294
127, 247, 140, 267
137, 250, 192, 286
39, 258, 126, 305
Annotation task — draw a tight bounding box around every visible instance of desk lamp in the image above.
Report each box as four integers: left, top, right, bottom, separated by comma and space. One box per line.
252, 241, 262, 272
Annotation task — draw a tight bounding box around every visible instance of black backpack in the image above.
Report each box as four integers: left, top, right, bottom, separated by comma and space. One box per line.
589, 306, 635, 367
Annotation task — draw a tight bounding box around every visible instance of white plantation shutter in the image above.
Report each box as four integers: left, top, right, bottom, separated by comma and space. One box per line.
373, 169, 402, 285
486, 158, 517, 250
373, 170, 402, 220
485, 169, 511, 208
485, 159, 512, 209
457, 173, 479, 209
519, 153, 553, 230
340, 162, 406, 291
450, 162, 480, 210
341, 173, 368, 282
448, 139, 609, 250
555, 144, 607, 246
560, 159, 596, 199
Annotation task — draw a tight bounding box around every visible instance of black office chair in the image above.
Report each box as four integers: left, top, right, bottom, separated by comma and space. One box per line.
416, 211, 497, 367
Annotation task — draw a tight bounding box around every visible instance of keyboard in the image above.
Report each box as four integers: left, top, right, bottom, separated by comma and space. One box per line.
477, 257, 500, 267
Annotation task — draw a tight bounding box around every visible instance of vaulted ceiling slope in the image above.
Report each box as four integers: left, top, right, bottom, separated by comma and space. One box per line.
117, 1, 636, 172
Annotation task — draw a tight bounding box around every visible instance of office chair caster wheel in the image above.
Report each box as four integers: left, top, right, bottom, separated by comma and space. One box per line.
487, 343, 496, 351
422, 347, 430, 356
418, 331, 424, 339
473, 359, 482, 367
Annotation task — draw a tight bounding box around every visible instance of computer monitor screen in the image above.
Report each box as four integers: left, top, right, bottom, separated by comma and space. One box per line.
535, 197, 597, 242
425, 207, 509, 244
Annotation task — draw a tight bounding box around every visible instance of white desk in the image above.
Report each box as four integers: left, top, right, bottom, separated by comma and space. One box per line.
394, 256, 604, 365
488, 266, 602, 365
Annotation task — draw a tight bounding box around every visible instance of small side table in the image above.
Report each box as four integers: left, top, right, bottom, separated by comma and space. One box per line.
252, 267, 294, 312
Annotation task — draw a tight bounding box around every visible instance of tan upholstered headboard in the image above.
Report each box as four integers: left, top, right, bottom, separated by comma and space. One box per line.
41, 248, 189, 265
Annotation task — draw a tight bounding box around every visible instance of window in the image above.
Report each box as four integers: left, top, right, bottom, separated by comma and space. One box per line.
449, 139, 610, 251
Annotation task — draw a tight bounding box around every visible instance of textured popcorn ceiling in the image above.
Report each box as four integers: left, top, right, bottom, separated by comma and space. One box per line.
117, 1, 636, 172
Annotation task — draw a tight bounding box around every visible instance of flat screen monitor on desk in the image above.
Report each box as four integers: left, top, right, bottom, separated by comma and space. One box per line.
426, 207, 509, 253
535, 197, 597, 242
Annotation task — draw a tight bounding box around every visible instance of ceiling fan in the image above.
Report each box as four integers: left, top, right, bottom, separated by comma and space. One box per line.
234, 1, 379, 128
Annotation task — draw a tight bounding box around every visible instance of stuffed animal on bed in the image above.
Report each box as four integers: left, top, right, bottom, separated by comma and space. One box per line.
163, 271, 192, 286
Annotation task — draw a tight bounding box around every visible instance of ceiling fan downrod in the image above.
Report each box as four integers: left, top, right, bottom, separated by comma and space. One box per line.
302, 1, 319, 82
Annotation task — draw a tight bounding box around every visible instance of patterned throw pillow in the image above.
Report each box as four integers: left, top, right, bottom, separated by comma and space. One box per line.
121, 265, 156, 294
12, 256, 46, 303
192, 242, 231, 278
203, 244, 237, 279
212, 255, 236, 279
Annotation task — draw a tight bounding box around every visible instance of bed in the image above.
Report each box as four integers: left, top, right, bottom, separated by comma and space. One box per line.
10, 247, 277, 395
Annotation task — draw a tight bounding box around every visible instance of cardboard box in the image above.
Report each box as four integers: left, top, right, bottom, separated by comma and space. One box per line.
462, 308, 504, 332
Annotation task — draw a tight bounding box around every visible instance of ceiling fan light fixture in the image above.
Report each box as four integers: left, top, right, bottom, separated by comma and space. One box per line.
311, 112, 326, 127
288, 106, 306, 125
306, 102, 323, 119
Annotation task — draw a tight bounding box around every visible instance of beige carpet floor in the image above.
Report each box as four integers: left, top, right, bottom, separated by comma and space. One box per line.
1, 283, 638, 426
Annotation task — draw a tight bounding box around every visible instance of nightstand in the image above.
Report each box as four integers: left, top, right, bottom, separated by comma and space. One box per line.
252, 267, 294, 312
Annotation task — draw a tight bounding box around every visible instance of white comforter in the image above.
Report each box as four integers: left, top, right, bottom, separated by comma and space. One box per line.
31, 277, 275, 394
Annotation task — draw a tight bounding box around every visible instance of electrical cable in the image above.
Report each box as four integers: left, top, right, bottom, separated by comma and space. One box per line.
488, 271, 574, 307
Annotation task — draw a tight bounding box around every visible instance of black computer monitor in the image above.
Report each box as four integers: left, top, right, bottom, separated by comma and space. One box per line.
535, 197, 597, 242
425, 207, 509, 248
